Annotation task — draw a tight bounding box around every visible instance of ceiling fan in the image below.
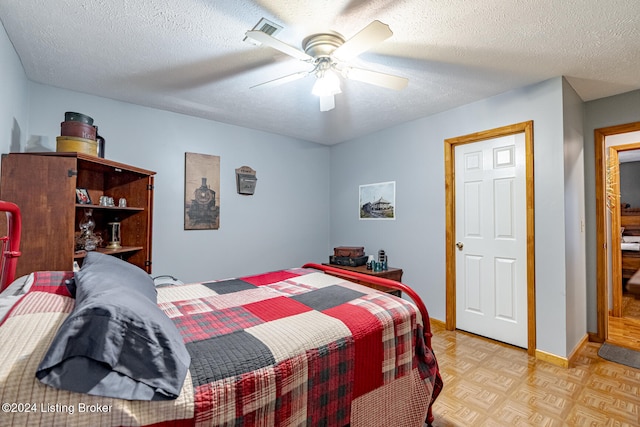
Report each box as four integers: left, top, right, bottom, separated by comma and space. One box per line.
245, 20, 408, 112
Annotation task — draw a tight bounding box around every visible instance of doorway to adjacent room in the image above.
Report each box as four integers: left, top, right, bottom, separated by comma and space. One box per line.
595, 121, 640, 350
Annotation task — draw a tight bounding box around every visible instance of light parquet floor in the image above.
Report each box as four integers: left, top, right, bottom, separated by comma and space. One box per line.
622, 293, 640, 319
608, 294, 640, 351
428, 322, 640, 426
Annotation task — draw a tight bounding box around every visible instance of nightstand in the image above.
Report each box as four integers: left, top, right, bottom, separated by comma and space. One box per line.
322, 263, 403, 297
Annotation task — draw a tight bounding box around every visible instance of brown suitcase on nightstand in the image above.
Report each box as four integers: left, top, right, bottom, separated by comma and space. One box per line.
333, 246, 365, 258
329, 255, 368, 267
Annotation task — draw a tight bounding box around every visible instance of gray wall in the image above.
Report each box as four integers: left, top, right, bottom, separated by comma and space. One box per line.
0, 22, 28, 156
562, 78, 587, 353
620, 162, 640, 207
330, 77, 578, 357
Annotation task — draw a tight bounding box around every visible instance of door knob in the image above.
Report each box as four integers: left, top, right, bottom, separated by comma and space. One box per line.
456, 242, 464, 250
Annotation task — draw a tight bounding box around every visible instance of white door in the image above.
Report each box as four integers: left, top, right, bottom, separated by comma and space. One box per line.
454, 133, 528, 348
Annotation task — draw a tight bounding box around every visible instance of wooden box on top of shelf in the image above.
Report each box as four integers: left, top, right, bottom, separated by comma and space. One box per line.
0, 152, 155, 277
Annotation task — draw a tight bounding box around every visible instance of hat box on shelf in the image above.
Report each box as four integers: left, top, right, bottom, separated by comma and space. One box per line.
56, 136, 99, 156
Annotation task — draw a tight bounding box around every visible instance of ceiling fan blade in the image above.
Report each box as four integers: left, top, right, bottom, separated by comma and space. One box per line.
343, 67, 408, 90
245, 30, 313, 62
250, 71, 309, 89
332, 20, 393, 61
319, 95, 336, 112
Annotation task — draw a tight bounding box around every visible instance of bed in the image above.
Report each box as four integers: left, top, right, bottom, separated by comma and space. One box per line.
0, 205, 441, 427
622, 209, 640, 280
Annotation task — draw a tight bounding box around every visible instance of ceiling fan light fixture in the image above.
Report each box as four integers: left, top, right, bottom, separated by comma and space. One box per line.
246, 20, 406, 113
311, 70, 341, 97
319, 95, 336, 112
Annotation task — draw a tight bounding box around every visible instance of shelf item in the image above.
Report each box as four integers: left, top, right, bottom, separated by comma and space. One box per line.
0, 152, 155, 276
77, 208, 100, 251
106, 220, 122, 249
322, 263, 403, 297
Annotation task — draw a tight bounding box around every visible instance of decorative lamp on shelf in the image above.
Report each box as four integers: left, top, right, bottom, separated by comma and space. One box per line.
76, 209, 101, 251
106, 219, 121, 249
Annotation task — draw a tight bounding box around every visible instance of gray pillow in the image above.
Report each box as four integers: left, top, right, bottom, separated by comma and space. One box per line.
36, 253, 190, 401
74, 251, 157, 303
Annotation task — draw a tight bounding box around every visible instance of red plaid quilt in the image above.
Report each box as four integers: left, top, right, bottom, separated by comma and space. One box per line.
0, 268, 441, 427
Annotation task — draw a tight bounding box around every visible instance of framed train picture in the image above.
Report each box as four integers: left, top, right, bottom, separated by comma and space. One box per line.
184, 152, 220, 230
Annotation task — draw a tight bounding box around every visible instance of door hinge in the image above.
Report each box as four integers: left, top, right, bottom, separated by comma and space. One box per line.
147, 184, 154, 191
145, 260, 152, 267
68, 169, 78, 177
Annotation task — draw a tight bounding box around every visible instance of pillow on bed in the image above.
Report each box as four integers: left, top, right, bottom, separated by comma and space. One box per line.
36, 252, 190, 401
74, 251, 158, 303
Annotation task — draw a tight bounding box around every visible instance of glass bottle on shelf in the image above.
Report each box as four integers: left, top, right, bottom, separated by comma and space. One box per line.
95, 126, 105, 158
79, 209, 95, 233
77, 209, 100, 251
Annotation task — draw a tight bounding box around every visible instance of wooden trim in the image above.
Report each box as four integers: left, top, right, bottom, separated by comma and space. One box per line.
524, 121, 536, 353
604, 143, 640, 317
429, 317, 446, 329
609, 148, 622, 317
444, 135, 456, 330
538, 336, 591, 369
595, 128, 608, 342
444, 121, 536, 355
594, 122, 640, 343
535, 349, 569, 368
588, 331, 604, 343
567, 333, 590, 367
146, 175, 155, 273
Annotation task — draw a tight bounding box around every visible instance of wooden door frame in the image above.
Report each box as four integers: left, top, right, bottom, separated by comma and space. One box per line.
444, 121, 536, 355
594, 121, 640, 342
608, 143, 640, 318
609, 147, 622, 318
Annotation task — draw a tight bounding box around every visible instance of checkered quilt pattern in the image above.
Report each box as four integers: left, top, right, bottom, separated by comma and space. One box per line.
0, 268, 441, 427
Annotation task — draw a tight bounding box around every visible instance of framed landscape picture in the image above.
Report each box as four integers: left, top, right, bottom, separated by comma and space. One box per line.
359, 181, 395, 220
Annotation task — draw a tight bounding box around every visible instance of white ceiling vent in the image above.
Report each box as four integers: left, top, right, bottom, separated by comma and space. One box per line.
243, 18, 283, 45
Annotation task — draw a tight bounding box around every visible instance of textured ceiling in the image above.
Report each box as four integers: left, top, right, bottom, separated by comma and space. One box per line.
1, 0, 640, 145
